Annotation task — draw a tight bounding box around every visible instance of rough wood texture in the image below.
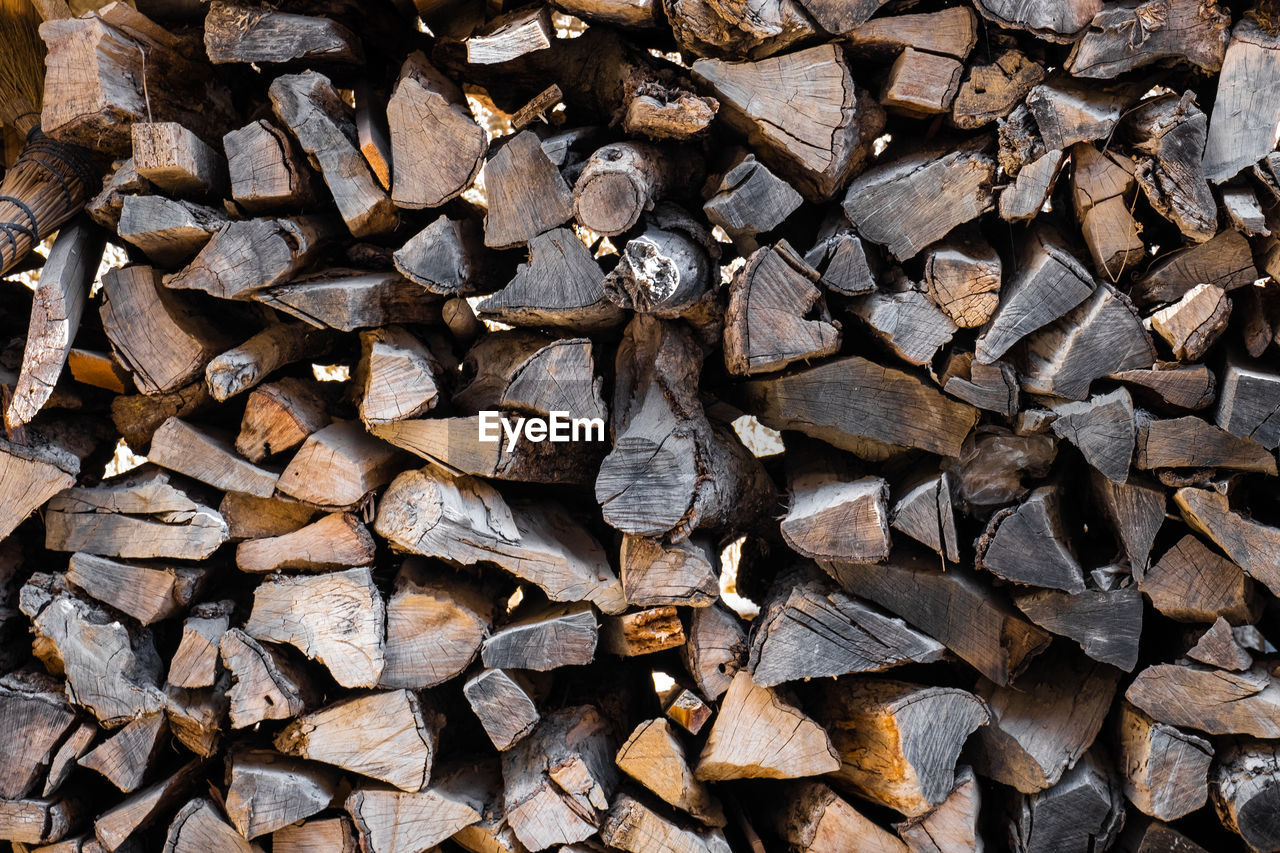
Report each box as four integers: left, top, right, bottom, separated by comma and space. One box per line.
131, 122, 226, 198
1212, 738, 1280, 852
1127, 661, 1280, 738
220, 628, 318, 729
206, 323, 331, 403
235, 378, 330, 463
147, 417, 279, 498
1014, 587, 1143, 671
483, 130, 575, 250
224, 119, 318, 212
165, 216, 335, 300
277, 421, 405, 509
380, 559, 492, 689
204, 2, 361, 65
464, 668, 540, 750
1203, 18, 1280, 183
770, 780, 907, 853
67, 552, 206, 626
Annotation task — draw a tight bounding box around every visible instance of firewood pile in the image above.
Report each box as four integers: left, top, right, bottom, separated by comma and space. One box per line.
7, 0, 1280, 850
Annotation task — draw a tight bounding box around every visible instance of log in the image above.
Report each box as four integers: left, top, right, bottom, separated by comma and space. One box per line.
77, 712, 165, 793
1136, 415, 1276, 474
130, 122, 226, 198
665, 0, 812, 59
88, 158, 151, 231
616, 718, 724, 826
393, 215, 487, 296
466, 5, 553, 63
379, 559, 492, 689
93, 759, 201, 851
1150, 284, 1230, 361
147, 417, 279, 498
165, 216, 336, 300
1049, 389, 1135, 484
355, 326, 441, 426
256, 269, 441, 332
953, 50, 1044, 129
976, 486, 1086, 593
620, 534, 718, 607
695, 672, 838, 782
779, 462, 889, 562
276, 421, 406, 509
601, 606, 685, 657
817, 678, 988, 817
923, 230, 1001, 329
0, 669, 79, 800
604, 211, 717, 321
274, 690, 440, 792
223, 119, 318, 212
346, 777, 484, 853
1007, 750, 1124, 853
599, 794, 732, 853
1185, 616, 1253, 670
1140, 533, 1258, 623
1131, 229, 1256, 305
703, 154, 803, 241
890, 471, 959, 562
1175, 487, 1280, 596
204, 2, 361, 65
691, 44, 884, 200
0, 795, 80, 846
852, 288, 958, 368
1013, 587, 1143, 671
482, 130, 575, 249
972, 647, 1119, 793
1070, 143, 1144, 281
842, 145, 995, 261
464, 668, 540, 750
220, 492, 317, 541
244, 567, 385, 689
1111, 362, 1216, 411
1203, 18, 1280, 183
1117, 702, 1212, 822
166, 600, 232, 689
235, 378, 330, 463
163, 678, 229, 759
1216, 356, 1280, 449
940, 353, 1019, 416
1212, 738, 1280, 852
665, 688, 714, 736
551, 0, 661, 27
683, 604, 746, 700
375, 466, 626, 613
117, 196, 228, 267
999, 148, 1064, 222
1223, 184, 1271, 236
163, 797, 261, 853
388, 51, 486, 209
0, 436, 79, 542
205, 323, 331, 403
1125, 92, 1218, 243
481, 602, 598, 671
225, 749, 339, 840
1126, 662, 1280, 737
845, 6, 976, 60
269, 71, 397, 237
1067, 0, 1229, 78
66, 552, 206, 626
273, 816, 358, 853
236, 512, 374, 573
575, 141, 700, 237
767, 780, 906, 853
973, 0, 1099, 41
896, 765, 982, 853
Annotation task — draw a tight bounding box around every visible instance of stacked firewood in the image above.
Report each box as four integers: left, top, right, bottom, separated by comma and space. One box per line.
6, 0, 1280, 850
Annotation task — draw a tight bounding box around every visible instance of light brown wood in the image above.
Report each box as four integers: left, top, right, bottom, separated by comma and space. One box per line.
163, 797, 262, 853
77, 712, 165, 793
147, 417, 279, 498
1127, 662, 1280, 737
601, 606, 686, 656
166, 600, 232, 689
0, 436, 79, 542
224, 119, 318, 212
225, 749, 339, 840
205, 323, 332, 403
131, 122, 226, 197
896, 766, 983, 853
620, 534, 718, 607
235, 378, 330, 463
356, 326, 442, 426
67, 552, 206, 626
380, 559, 493, 689
771, 780, 906, 853
276, 421, 406, 510
220, 628, 318, 729
616, 718, 724, 826
236, 512, 375, 573
165, 216, 336, 300
1175, 487, 1280, 596
600, 794, 733, 853
346, 778, 484, 852
1116, 701, 1212, 821
483, 130, 575, 250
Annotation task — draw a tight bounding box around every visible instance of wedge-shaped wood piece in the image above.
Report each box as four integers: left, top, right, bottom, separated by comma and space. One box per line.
843, 145, 995, 260
1132, 229, 1256, 305
1203, 18, 1280, 183
117, 196, 227, 267
224, 120, 317, 212
236, 378, 329, 463
1111, 362, 1216, 411
481, 602, 598, 671
621, 535, 718, 607
1127, 662, 1280, 737
44, 718, 96, 798
377, 466, 625, 613
270, 71, 396, 237
1224, 185, 1270, 236
476, 228, 622, 333
897, 765, 982, 853
724, 242, 839, 375
600, 316, 773, 538
1150, 283, 1229, 359
616, 718, 723, 827
601, 606, 685, 656
782, 467, 889, 562
977, 486, 1086, 592
1020, 282, 1156, 401
257, 270, 440, 332
67, 553, 206, 626
703, 154, 802, 240
206, 323, 332, 403
0, 794, 79, 846
273, 816, 358, 853
1186, 617, 1253, 671
692, 44, 883, 201
394, 215, 486, 296
236, 512, 374, 574
1049, 389, 1134, 483
1212, 738, 1280, 852
1175, 487, 1280, 595
226, 749, 339, 840
749, 570, 944, 688
0, 669, 79, 800
803, 214, 875, 296
1126, 93, 1218, 242
164, 677, 230, 759
695, 671, 838, 782
941, 353, 1018, 416
818, 678, 987, 817
999, 148, 1065, 222
1007, 750, 1124, 853
464, 669, 540, 750
347, 779, 483, 852
356, 326, 440, 426
768, 780, 907, 853
1140, 534, 1258, 623
131, 122, 226, 198
923, 230, 1001, 329
1117, 702, 1212, 821
502, 705, 617, 850
1216, 357, 1280, 449
850, 289, 956, 368
148, 418, 278, 498
973, 0, 1098, 41
823, 553, 1051, 685
94, 758, 201, 851
1117, 820, 1210, 853
1070, 143, 1144, 280
891, 471, 959, 562
600, 794, 731, 853
1013, 588, 1142, 671
483, 130, 574, 249
219, 628, 318, 729
277, 422, 405, 510
204, 2, 361, 65
684, 605, 746, 700
380, 559, 492, 689
388, 51, 485, 209
1026, 77, 1131, 149
246, 567, 385, 689
275, 690, 440, 792
165, 217, 335, 300
845, 6, 976, 60
972, 648, 1119, 793
1068, 0, 1229, 78
665, 688, 714, 736
743, 356, 980, 460
220, 492, 316, 541
953, 49, 1043, 130
0, 436, 79, 542
1137, 416, 1276, 473
101, 266, 227, 396
19, 578, 165, 727
164, 797, 262, 853
46, 467, 228, 561
78, 712, 165, 793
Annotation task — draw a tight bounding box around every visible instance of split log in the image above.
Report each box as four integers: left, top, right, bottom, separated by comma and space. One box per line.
1211, 738, 1280, 852
388, 52, 486, 209
117, 196, 227, 267
604, 211, 717, 323
167, 600, 232, 689
1111, 362, 1216, 411
780, 462, 889, 562
256, 269, 441, 332
695, 672, 838, 782
220, 492, 317, 541
976, 486, 1086, 593
204, 2, 361, 65
274, 817, 358, 853
466, 5, 553, 63
1007, 750, 1124, 853
1150, 284, 1230, 361
476, 227, 623, 332
817, 678, 988, 817
1131, 229, 1256, 305
464, 668, 540, 750
501, 705, 617, 850
683, 604, 746, 700
691, 44, 884, 201
100, 266, 227, 396
269, 71, 396, 237
223, 120, 318, 212
1116, 701, 1212, 821
1186, 616, 1257, 670
235, 378, 330, 463
163, 797, 262, 853
703, 154, 803, 241
244, 567, 385, 689
147, 417, 279, 498
0, 669, 79, 800
276, 421, 406, 509
1013, 588, 1143, 671
346, 776, 484, 852
1091, 472, 1165, 573
823, 553, 1051, 685
1216, 356, 1280, 449
1049, 389, 1135, 484
130, 122, 226, 198
620, 534, 719, 607
375, 466, 626, 613
598, 315, 772, 538
896, 765, 982, 853
972, 647, 1119, 793
616, 718, 723, 826
1140, 534, 1258, 623
665, 0, 812, 59
1071, 143, 1144, 281
236, 512, 374, 573
66, 552, 206, 626
802, 213, 875, 296
0, 436, 79, 541
940, 353, 1019, 416
842, 145, 995, 261
846, 6, 976, 60
481, 602, 598, 671
394, 215, 487, 296
1117, 820, 1210, 853
164, 677, 230, 759
575, 141, 699, 237
1068, 0, 1229, 78
88, 159, 151, 231
1175, 487, 1280, 595
77, 712, 165, 793
600, 793, 732, 853
999, 148, 1065, 222
769, 780, 906, 853
225, 749, 339, 840
205, 323, 331, 403
1136, 415, 1276, 473
165, 216, 335, 300
972, 0, 1099, 42
482, 130, 575, 249
953, 50, 1044, 129
890, 471, 959, 562
0, 795, 80, 846
1026, 78, 1132, 150
1126, 662, 1280, 737
551, 0, 661, 27
274, 690, 440, 792
1125, 92, 1218, 242
45, 721, 95, 799
1203, 17, 1280, 183
923, 230, 1001, 329
380, 559, 492, 689
93, 759, 201, 851
1223, 185, 1270, 236
355, 326, 441, 426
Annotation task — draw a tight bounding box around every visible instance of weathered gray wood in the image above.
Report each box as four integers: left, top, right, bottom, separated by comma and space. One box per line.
147, 417, 279, 498
1049, 389, 1135, 484
1116, 701, 1212, 822
703, 154, 802, 241
891, 471, 960, 562
1007, 750, 1124, 853
1137, 415, 1276, 473
464, 668, 540, 750
1203, 18, 1280, 183
1126, 92, 1218, 242
67, 552, 206, 626
165, 217, 335, 300
1068, 0, 1229, 78
0, 436, 79, 542
206, 323, 331, 403
225, 749, 339, 840
116, 196, 225, 268
204, 2, 361, 64
683, 604, 746, 700
976, 486, 1086, 592
1014, 587, 1142, 670
1175, 486, 1280, 596
0, 669, 79, 800
77, 712, 165, 792
482, 602, 598, 671
616, 718, 724, 827
277, 421, 406, 509
1112, 362, 1216, 411
1212, 738, 1280, 852
224, 119, 318, 212
131, 122, 226, 198
1128, 662, 1280, 737
483, 130, 575, 249
1133, 229, 1256, 305
1216, 356, 1280, 449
